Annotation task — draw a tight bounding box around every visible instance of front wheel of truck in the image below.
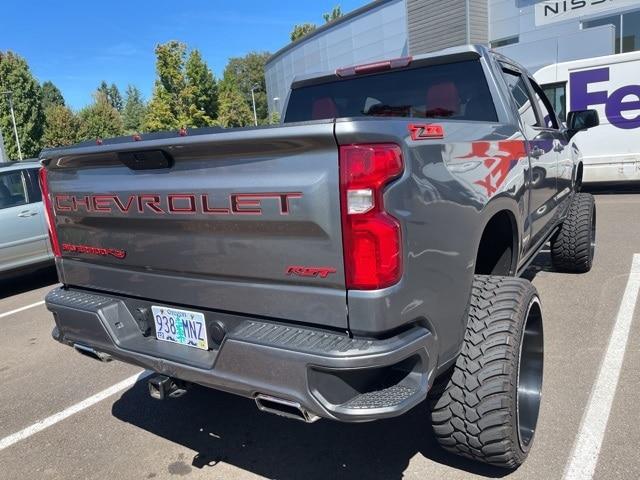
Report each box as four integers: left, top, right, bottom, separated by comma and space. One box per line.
429, 276, 544, 469
551, 192, 596, 273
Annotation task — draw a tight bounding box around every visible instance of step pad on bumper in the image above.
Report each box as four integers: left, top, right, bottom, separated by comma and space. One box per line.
235, 321, 374, 355
344, 385, 419, 410
47, 288, 115, 310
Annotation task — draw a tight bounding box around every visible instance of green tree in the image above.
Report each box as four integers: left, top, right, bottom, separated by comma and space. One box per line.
269, 111, 281, 125
223, 52, 270, 123
185, 49, 218, 127
122, 85, 147, 133
144, 41, 191, 131
323, 5, 343, 23
97, 81, 109, 98
145, 41, 219, 131
97, 81, 123, 112
217, 72, 253, 128
108, 84, 123, 112
290, 6, 343, 43
41, 81, 65, 110
0, 51, 45, 159
290, 23, 316, 42
144, 85, 177, 132
77, 92, 124, 141
42, 105, 78, 148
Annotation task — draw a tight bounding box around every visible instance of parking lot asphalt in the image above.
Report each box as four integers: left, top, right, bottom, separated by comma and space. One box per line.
0, 191, 639, 480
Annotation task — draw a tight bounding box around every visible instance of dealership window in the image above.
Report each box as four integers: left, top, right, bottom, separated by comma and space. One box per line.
491, 36, 519, 48
583, 10, 640, 54
542, 82, 566, 122
583, 14, 621, 54
623, 10, 640, 52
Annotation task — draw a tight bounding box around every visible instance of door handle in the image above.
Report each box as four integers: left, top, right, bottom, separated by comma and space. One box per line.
18, 210, 38, 218
530, 147, 545, 159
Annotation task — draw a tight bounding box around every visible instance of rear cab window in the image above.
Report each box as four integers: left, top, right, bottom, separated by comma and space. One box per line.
284, 60, 498, 123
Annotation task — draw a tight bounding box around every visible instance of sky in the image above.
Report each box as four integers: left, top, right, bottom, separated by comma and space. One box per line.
0, 0, 367, 110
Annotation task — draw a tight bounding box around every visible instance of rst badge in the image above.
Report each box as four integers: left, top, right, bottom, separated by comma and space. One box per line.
286, 266, 337, 279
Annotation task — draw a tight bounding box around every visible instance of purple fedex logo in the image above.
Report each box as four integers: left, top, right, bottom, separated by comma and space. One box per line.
570, 67, 640, 130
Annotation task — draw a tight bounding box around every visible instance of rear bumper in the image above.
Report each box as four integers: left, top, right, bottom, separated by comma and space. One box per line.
46, 287, 437, 422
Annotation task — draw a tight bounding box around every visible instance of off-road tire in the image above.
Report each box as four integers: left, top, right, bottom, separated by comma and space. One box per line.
430, 276, 544, 469
551, 193, 596, 273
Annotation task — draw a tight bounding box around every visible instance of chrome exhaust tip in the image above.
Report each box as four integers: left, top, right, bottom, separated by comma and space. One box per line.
255, 394, 320, 423
73, 343, 112, 362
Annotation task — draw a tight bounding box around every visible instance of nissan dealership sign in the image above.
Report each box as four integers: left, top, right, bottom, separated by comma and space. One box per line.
535, 0, 636, 26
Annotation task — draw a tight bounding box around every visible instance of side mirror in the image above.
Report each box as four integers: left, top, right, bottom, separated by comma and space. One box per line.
566, 109, 599, 139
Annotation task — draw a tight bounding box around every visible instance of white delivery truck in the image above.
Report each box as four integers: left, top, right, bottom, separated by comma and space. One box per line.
536, 51, 640, 183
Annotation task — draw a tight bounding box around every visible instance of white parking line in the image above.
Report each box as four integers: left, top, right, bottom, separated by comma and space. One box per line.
0, 300, 45, 319
563, 254, 640, 480
0, 370, 151, 452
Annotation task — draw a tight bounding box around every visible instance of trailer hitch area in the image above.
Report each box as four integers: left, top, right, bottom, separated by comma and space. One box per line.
147, 374, 190, 400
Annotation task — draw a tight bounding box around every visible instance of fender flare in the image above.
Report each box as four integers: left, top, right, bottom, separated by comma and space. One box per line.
475, 196, 522, 275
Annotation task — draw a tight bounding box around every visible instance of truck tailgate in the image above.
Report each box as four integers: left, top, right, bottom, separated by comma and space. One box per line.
43, 123, 348, 329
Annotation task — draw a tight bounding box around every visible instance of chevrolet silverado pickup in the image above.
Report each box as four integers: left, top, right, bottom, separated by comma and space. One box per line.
41, 45, 599, 469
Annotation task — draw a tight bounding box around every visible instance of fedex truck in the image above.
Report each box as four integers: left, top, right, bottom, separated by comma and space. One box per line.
536, 51, 640, 183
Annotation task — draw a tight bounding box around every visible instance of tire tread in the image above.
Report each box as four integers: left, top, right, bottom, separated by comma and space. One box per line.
551, 193, 595, 273
430, 275, 538, 469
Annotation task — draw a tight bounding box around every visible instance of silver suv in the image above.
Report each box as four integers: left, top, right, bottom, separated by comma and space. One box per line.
0, 160, 53, 275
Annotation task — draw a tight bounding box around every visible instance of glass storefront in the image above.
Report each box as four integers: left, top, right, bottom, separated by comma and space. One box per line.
583, 9, 640, 54
623, 10, 640, 52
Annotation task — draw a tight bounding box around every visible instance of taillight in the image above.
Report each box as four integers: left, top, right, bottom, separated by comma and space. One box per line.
38, 167, 61, 257
339, 144, 403, 290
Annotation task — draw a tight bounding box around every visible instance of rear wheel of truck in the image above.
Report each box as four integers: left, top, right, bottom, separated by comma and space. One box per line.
429, 276, 544, 469
550, 192, 596, 273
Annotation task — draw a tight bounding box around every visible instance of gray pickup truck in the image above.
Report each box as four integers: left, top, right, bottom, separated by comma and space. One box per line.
41, 45, 598, 469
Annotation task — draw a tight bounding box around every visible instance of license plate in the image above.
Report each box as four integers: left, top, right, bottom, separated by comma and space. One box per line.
152, 306, 209, 351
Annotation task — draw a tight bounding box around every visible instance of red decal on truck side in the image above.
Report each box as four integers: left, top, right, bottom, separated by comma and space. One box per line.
456, 141, 527, 197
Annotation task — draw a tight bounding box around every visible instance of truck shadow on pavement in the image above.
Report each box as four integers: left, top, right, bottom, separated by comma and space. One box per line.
112, 383, 510, 480
108, 251, 560, 479
0, 265, 57, 300
522, 250, 554, 281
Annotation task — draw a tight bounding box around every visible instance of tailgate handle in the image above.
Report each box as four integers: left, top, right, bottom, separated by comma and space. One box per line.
117, 150, 173, 170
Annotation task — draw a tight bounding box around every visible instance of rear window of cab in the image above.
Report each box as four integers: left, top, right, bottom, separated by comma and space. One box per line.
284, 60, 498, 123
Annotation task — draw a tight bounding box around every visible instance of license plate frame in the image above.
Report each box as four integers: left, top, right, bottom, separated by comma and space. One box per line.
152, 305, 209, 351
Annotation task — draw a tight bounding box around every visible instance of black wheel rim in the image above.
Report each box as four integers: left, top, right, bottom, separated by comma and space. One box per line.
517, 297, 544, 450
